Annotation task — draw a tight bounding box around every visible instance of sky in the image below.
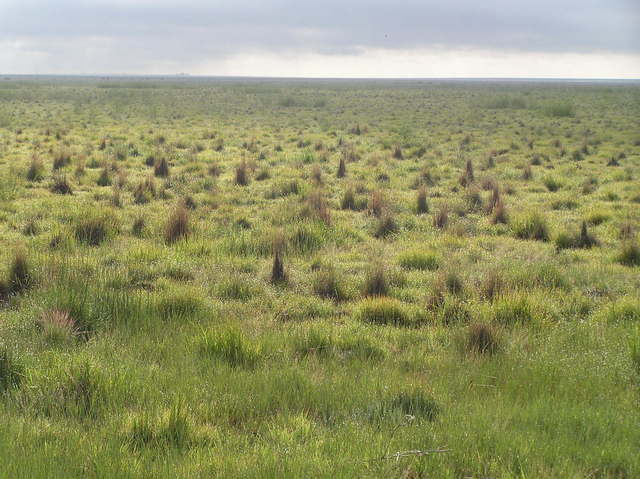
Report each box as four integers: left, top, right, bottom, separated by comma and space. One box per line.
1, 0, 639, 78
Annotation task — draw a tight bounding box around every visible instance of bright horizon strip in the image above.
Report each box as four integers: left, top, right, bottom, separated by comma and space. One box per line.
2, 46, 639, 79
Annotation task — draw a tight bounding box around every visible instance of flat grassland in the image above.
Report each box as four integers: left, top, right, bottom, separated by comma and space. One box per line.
0, 78, 639, 478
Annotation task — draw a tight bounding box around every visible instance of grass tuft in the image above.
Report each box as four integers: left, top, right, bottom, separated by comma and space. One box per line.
199, 328, 260, 368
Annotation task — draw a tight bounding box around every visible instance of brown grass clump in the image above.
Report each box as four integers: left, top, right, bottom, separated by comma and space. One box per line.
52, 149, 71, 170
392, 145, 404, 160
26, 155, 44, 182
416, 186, 429, 214
208, 163, 222, 177
310, 164, 323, 185
466, 323, 500, 355
337, 158, 346, 178
164, 202, 190, 244
7, 249, 32, 296
312, 265, 345, 301
374, 214, 399, 238
154, 157, 170, 177
479, 270, 505, 301
427, 270, 464, 309
38, 309, 79, 342
75, 215, 111, 246
305, 189, 331, 225
363, 262, 388, 297
491, 199, 508, 224
234, 160, 250, 186
368, 190, 385, 218
50, 175, 73, 195
459, 158, 474, 186
341, 187, 356, 210
133, 176, 156, 204
270, 231, 287, 284
619, 221, 635, 241
433, 206, 449, 229
485, 186, 501, 214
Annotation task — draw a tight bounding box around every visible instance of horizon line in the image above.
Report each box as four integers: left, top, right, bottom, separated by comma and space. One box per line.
1, 74, 639, 82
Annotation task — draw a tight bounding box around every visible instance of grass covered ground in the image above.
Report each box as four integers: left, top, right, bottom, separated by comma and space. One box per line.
0, 77, 639, 478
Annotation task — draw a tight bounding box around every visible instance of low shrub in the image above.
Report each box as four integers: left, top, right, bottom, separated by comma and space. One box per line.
0, 348, 23, 392
398, 250, 439, 271
383, 390, 440, 421
373, 213, 399, 238
362, 262, 388, 296
493, 293, 535, 325
312, 265, 346, 301
597, 297, 640, 323
355, 297, 409, 326
199, 328, 260, 368
513, 212, 549, 241
617, 242, 640, 267
555, 222, 598, 250
217, 278, 255, 301
38, 309, 78, 343
26, 156, 45, 181
543, 176, 562, 192
7, 249, 32, 295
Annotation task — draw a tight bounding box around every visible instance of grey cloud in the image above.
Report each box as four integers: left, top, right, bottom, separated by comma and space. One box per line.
1, 0, 638, 72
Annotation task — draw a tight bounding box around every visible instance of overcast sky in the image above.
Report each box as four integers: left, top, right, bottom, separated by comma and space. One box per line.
1, 0, 639, 78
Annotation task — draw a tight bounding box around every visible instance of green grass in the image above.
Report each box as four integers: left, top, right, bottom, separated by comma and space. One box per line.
0, 77, 638, 477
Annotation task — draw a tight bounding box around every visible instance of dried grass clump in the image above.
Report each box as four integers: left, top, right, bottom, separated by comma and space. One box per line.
459, 158, 474, 186
368, 190, 386, 218
234, 160, 250, 186
479, 270, 505, 301
38, 309, 79, 342
133, 176, 156, 204
416, 186, 429, 214
555, 221, 598, 250
374, 213, 399, 238
392, 145, 404, 160
26, 156, 45, 182
433, 206, 449, 229
310, 164, 323, 185
466, 323, 500, 355
304, 189, 331, 225
337, 158, 346, 178
270, 231, 288, 284
513, 212, 549, 241
491, 198, 508, 224
363, 262, 388, 297
312, 265, 346, 301
618, 242, 640, 267
164, 202, 190, 244
50, 175, 73, 195
74, 215, 113, 246
7, 250, 32, 296
154, 157, 170, 177
355, 297, 408, 326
